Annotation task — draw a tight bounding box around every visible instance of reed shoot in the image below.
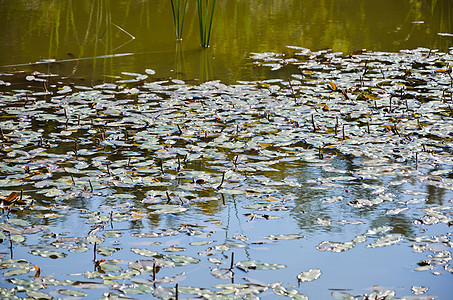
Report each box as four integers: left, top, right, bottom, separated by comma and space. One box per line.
197, 0, 216, 47
170, 0, 188, 41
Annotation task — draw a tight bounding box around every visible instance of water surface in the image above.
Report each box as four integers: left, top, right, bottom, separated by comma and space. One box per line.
0, 0, 451, 83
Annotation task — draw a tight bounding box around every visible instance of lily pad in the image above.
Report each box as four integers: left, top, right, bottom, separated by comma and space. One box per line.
367, 234, 402, 248
131, 248, 158, 257
30, 250, 67, 259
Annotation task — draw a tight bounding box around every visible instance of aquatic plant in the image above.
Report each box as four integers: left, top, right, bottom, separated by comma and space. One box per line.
1, 47, 453, 299
170, 0, 188, 41
196, 0, 216, 47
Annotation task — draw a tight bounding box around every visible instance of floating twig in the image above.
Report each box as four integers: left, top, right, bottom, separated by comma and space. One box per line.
415, 152, 418, 169
312, 115, 316, 132
152, 261, 157, 286
9, 236, 13, 259
73, 140, 78, 157
177, 124, 182, 135
230, 252, 235, 271
287, 79, 297, 103
166, 191, 172, 204
216, 171, 225, 189
233, 155, 239, 170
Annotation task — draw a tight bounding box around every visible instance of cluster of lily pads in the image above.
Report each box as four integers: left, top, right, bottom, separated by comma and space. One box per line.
0, 46, 452, 299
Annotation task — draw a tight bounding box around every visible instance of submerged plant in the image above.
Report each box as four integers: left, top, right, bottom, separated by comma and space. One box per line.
196, 0, 216, 47
170, 0, 188, 41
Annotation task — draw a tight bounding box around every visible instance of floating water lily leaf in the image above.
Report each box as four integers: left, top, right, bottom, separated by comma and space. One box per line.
163, 247, 185, 252
316, 241, 340, 251
414, 264, 434, 272
165, 254, 200, 266
86, 235, 104, 245
121, 283, 154, 295
353, 235, 367, 243
11, 234, 25, 243
274, 285, 308, 299
178, 286, 214, 296
131, 248, 158, 257
386, 207, 409, 215
97, 246, 120, 256
23, 225, 48, 234
365, 226, 392, 235
211, 268, 233, 279
348, 198, 373, 208
323, 196, 343, 203
243, 203, 270, 210
30, 250, 67, 259
58, 289, 88, 297
208, 258, 223, 265
70, 246, 89, 253
316, 218, 331, 226
190, 240, 214, 246
218, 189, 245, 195
151, 205, 188, 214
8, 276, 43, 287
331, 291, 357, 300
26, 290, 53, 299
236, 260, 286, 271
332, 242, 355, 252
103, 230, 123, 238
245, 213, 281, 221
8, 218, 30, 227
411, 286, 429, 295
264, 234, 304, 240
367, 234, 402, 248
100, 262, 123, 273
297, 268, 321, 282
152, 286, 174, 298
3, 268, 31, 277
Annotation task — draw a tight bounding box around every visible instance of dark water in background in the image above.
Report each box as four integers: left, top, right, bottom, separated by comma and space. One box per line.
0, 0, 452, 83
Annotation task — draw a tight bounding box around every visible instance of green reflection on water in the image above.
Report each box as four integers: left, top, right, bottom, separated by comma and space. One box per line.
0, 0, 451, 83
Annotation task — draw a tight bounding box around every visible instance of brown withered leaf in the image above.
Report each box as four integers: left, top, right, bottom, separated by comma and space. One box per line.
2, 192, 18, 205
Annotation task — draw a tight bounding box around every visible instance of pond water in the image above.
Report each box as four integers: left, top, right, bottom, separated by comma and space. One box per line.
0, 0, 452, 83
1, 1, 453, 300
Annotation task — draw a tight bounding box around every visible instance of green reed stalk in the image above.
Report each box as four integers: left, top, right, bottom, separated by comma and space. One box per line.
170, 0, 188, 41
197, 0, 216, 47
